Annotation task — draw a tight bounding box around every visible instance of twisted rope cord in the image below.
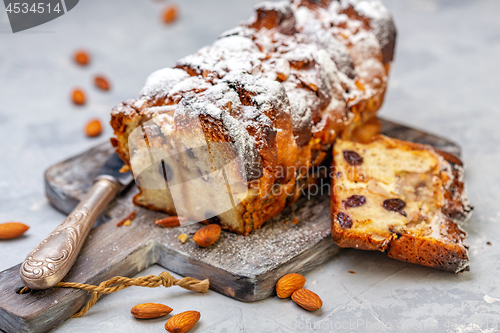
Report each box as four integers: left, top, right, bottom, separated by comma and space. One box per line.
19, 271, 209, 318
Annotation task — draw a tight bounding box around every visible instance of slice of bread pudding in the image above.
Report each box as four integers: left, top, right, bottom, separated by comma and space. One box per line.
331, 135, 472, 273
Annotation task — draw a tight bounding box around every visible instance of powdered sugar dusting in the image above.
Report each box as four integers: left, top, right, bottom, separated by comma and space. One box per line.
353, 0, 395, 50
177, 36, 265, 80
168, 76, 211, 101
309, 28, 355, 78
213, 35, 260, 53
174, 93, 260, 179
483, 295, 500, 304
140, 68, 190, 99
256, 0, 293, 16
172, 194, 334, 274
286, 87, 313, 144
226, 71, 291, 117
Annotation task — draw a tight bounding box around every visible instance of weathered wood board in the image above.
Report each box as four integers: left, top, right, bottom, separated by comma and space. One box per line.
0, 118, 461, 333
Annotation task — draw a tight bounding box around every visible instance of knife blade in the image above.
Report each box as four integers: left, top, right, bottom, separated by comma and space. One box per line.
20, 153, 133, 290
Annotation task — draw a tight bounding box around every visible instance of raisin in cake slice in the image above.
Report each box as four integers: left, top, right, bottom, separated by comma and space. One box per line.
331, 135, 473, 273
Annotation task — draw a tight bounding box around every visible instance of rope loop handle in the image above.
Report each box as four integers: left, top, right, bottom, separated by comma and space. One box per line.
19, 272, 209, 318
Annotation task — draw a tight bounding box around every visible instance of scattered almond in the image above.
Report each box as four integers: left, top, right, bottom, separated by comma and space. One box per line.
193, 224, 221, 247
178, 233, 189, 244
117, 211, 137, 227
72, 88, 86, 105
291, 289, 322, 311
348, 270, 356, 274
155, 216, 187, 228
0, 222, 29, 240
131, 303, 172, 319
94, 75, 110, 91
292, 217, 299, 224
162, 5, 178, 24
165, 311, 200, 333
85, 119, 102, 137
276, 273, 306, 298
74, 50, 90, 66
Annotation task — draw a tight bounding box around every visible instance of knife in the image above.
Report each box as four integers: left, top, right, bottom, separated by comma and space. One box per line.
20, 153, 133, 290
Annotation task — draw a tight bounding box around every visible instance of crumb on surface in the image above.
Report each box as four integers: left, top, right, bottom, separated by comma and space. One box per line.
178, 233, 189, 244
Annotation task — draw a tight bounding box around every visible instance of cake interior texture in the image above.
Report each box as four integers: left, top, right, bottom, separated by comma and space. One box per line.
331, 135, 473, 272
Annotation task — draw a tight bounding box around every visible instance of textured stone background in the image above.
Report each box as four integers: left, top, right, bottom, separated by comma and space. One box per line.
1, 0, 499, 332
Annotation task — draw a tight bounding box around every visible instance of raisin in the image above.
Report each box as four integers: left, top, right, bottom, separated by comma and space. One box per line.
343, 150, 363, 166
343, 195, 366, 208
337, 212, 353, 229
186, 148, 195, 159
205, 212, 221, 224
159, 161, 174, 181
383, 198, 407, 217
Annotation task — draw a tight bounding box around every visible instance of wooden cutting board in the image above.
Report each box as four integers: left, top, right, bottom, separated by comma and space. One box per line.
0, 118, 461, 333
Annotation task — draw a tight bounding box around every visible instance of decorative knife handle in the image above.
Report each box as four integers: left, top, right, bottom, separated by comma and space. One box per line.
20, 178, 119, 290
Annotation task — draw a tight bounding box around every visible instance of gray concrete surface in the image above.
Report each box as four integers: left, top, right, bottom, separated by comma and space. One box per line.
1, 0, 499, 332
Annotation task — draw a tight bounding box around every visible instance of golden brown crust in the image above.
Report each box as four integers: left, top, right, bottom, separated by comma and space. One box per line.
111, 0, 396, 235
330, 136, 472, 273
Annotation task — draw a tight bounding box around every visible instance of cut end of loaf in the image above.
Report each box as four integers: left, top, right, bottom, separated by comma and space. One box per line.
331, 135, 472, 273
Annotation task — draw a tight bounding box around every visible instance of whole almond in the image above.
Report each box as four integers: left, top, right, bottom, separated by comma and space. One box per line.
193, 224, 221, 247
165, 311, 200, 333
131, 303, 172, 319
0, 222, 29, 240
72, 88, 86, 105
155, 216, 187, 228
85, 119, 102, 137
74, 50, 90, 66
276, 273, 306, 298
291, 289, 322, 311
117, 211, 137, 227
94, 75, 110, 91
163, 5, 178, 24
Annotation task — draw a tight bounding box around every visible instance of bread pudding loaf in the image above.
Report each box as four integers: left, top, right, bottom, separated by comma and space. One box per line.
110, 0, 396, 235
331, 136, 473, 272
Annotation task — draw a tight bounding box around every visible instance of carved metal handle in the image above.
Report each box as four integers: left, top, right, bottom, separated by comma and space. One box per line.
20, 178, 119, 290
